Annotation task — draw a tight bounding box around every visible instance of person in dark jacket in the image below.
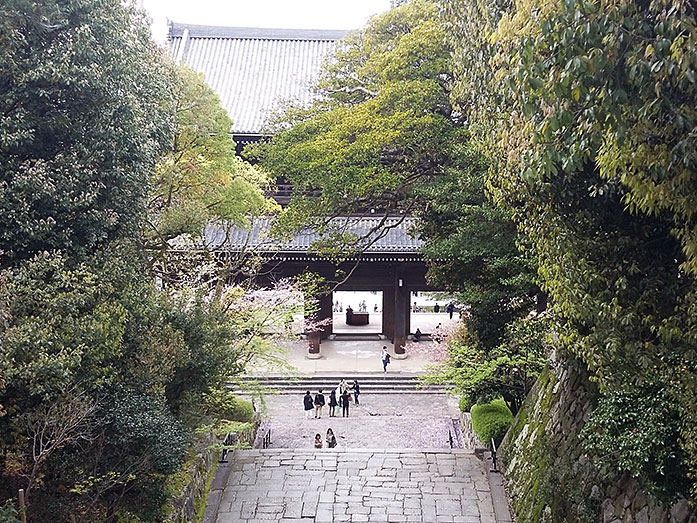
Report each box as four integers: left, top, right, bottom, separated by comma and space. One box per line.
303, 391, 314, 419
446, 302, 455, 319
329, 390, 338, 417
326, 428, 337, 448
314, 390, 325, 418
341, 390, 350, 417
413, 328, 422, 342
352, 379, 360, 405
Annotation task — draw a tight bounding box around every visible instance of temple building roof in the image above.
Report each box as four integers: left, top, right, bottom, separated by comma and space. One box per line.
168, 23, 346, 134
189, 216, 424, 256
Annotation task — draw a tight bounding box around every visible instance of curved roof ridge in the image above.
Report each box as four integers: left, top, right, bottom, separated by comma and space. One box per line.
169, 23, 348, 41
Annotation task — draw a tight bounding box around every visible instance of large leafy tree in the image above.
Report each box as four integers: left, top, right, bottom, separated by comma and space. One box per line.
147, 66, 277, 255
251, 0, 454, 242
0, 0, 172, 267
254, 0, 539, 317
0, 0, 286, 520
444, 0, 697, 501
254, 0, 544, 406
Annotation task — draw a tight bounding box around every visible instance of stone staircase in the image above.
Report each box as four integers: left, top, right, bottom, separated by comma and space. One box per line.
204, 448, 513, 523
229, 373, 449, 395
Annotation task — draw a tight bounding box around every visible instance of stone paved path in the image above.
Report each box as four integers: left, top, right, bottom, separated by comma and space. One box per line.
210, 448, 497, 523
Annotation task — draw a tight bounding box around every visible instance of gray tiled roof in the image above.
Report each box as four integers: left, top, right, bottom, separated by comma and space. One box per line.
169, 23, 346, 134
200, 216, 423, 254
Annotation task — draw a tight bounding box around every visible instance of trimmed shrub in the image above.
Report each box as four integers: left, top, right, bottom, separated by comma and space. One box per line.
471, 399, 513, 446
459, 395, 474, 413
203, 390, 254, 422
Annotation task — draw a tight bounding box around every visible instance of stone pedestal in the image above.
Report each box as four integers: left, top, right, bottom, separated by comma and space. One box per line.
307, 332, 322, 359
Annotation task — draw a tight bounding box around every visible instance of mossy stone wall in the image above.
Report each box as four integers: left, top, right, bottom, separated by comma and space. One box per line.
501, 352, 696, 523
167, 414, 261, 523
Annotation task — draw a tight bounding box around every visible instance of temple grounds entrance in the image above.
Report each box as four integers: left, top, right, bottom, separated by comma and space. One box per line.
332, 291, 383, 334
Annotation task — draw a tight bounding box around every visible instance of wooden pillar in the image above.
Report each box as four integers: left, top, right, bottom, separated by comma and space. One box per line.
382, 286, 395, 340
406, 289, 412, 335
318, 291, 333, 340
394, 270, 408, 355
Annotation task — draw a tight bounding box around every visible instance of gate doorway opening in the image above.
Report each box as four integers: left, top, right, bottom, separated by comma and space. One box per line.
332, 290, 383, 334
409, 291, 459, 335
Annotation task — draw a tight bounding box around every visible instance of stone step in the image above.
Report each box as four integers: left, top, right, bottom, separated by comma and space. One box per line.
229, 375, 449, 394
240, 388, 447, 395
236, 380, 444, 388
235, 447, 476, 455
243, 373, 426, 380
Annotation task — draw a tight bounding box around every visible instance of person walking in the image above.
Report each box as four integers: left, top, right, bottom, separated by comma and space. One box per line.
326, 428, 337, 448
446, 302, 455, 319
303, 390, 314, 419
329, 389, 338, 417
352, 379, 361, 405
314, 434, 323, 448
314, 389, 325, 418
341, 389, 350, 417
381, 346, 391, 373
434, 302, 440, 313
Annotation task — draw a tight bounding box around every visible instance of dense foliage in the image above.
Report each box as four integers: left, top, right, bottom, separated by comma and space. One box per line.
470, 398, 513, 447
443, 317, 547, 416
413, 140, 540, 349
0, 0, 288, 520
0, 0, 172, 267
253, 1, 545, 403
444, 0, 697, 501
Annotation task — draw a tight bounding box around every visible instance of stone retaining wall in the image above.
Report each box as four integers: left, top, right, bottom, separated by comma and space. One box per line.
167, 415, 261, 523
459, 411, 484, 448
500, 352, 696, 523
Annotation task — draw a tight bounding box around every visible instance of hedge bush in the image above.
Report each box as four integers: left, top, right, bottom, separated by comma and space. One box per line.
459, 395, 474, 412
203, 390, 254, 422
471, 399, 513, 446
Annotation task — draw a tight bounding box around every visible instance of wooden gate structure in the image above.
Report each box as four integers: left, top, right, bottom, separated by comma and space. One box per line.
169, 23, 435, 354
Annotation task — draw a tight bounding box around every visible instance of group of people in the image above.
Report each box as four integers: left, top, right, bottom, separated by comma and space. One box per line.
411, 301, 457, 319
304, 379, 362, 449
303, 379, 361, 420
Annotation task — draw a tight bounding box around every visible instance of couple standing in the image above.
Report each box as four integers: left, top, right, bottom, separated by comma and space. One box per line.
304, 389, 327, 419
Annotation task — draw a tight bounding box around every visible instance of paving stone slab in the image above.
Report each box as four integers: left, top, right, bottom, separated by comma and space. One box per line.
207, 448, 511, 522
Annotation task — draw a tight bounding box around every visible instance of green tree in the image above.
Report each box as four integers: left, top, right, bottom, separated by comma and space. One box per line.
0, 0, 285, 519
147, 66, 278, 255
414, 139, 540, 348
0, 244, 289, 520
443, 0, 697, 500
254, 0, 545, 406
250, 0, 454, 246
0, 0, 172, 267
